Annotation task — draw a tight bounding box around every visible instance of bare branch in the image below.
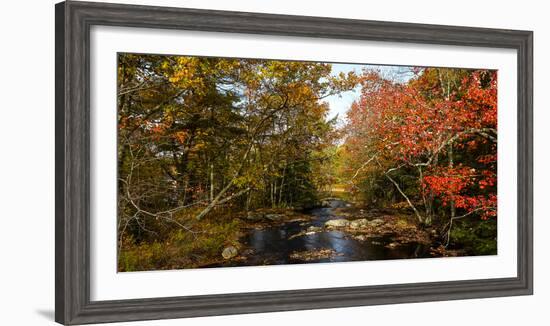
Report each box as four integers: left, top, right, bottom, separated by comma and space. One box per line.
375, 159, 424, 223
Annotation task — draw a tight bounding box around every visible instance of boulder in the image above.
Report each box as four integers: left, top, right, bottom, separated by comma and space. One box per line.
246, 211, 264, 221
307, 226, 323, 233
325, 219, 350, 228
265, 213, 284, 221
350, 219, 369, 229
386, 242, 399, 249
369, 218, 385, 226
221, 246, 238, 259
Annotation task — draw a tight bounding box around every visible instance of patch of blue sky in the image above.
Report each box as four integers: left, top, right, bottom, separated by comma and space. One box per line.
324, 63, 416, 123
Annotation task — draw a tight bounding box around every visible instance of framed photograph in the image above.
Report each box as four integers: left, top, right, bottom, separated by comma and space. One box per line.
55, 1, 533, 324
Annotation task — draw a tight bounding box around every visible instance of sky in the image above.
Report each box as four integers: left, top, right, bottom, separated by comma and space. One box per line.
324, 63, 416, 123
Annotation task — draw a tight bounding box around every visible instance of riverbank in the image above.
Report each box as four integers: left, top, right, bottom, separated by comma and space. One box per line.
119, 198, 471, 271
208, 199, 470, 268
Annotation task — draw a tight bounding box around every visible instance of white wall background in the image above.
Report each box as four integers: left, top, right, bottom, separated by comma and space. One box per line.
0, 0, 546, 325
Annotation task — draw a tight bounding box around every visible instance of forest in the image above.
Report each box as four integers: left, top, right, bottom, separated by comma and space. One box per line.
117, 53, 497, 271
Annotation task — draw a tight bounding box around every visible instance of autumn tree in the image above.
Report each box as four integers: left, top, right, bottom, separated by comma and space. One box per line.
116, 54, 357, 250
342, 67, 497, 243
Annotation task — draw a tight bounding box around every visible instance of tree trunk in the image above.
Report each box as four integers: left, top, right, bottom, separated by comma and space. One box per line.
449, 142, 456, 219
209, 162, 214, 202
278, 165, 286, 207
195, 181, 233, 220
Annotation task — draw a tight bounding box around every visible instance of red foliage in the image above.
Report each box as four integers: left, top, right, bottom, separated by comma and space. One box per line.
345, 68, 497, 220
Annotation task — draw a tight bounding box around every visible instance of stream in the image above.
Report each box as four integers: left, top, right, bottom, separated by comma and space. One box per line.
220, 199, 431, 267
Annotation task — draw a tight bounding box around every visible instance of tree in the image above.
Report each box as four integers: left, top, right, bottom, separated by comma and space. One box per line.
342, 67, 497, 243
116, 54, 357, 250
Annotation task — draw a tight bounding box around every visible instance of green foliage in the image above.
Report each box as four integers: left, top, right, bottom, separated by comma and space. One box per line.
119, 240, 166, 272
449, 219, 497, 255
119, 218, 242, 272
283, 160, 318, 207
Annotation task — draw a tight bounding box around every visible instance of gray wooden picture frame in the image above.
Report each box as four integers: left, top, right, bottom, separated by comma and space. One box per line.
55, 1, 533, 324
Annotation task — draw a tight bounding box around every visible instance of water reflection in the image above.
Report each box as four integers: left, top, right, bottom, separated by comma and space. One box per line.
227, 199, 430, 267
